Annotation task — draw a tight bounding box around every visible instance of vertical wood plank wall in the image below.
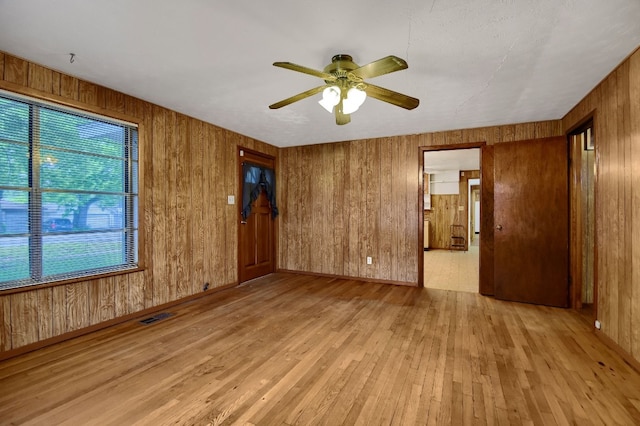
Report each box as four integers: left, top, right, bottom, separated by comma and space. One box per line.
425, 194, 463, 249
563, 48, 640, 363
278, 123, 563, 284
0, 52, 277, 353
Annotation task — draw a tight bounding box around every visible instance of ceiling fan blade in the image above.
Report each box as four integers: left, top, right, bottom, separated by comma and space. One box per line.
269, 85, 327, 109
273, 62, 337, 81
350, 56, 408, 79
335, 109, 351, 125
364, 84, 420, 110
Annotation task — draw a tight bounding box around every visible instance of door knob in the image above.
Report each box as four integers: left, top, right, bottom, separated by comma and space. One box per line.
496, 224, 503, 231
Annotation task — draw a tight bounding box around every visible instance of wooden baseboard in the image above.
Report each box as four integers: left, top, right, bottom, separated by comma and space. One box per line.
276, 269, 418, 287
594, 329, 640, 374
0, 281, 237, 362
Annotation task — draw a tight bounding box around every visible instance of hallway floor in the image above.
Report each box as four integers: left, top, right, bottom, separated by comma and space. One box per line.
423, 244, 479, 293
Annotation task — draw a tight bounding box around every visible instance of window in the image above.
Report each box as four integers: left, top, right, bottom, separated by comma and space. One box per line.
0, 91, 139, 290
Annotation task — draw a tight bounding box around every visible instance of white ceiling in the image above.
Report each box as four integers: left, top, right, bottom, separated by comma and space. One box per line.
424, 148, 480, 173
1, 0, 639, 148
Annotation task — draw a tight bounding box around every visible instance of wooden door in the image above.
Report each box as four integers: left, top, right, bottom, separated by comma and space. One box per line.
493, 136, 569, 307
238, 150, 276, 283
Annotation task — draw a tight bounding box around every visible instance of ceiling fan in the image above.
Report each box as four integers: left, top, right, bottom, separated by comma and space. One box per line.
269, 54, 419, 125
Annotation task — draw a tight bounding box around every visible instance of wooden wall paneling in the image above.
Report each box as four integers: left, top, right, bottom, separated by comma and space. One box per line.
226, 131, 238, 285
390, 137, 404, 280
501, 125, 516, 142
28, 63, 53, 94
349, 140, 365, 278
309, 146, 323, 274
0, 296, 10, 351
66, 282, 89, 332
202, 126, 215, 286
321, 143, 335, 275
601, 73, 618, 343
51, 285, 68, 336
227, 128, 238, 284
88, 280, 101, 326
124, 95, 143, 119
290, 146, 302, 271
390, 138, 403, 281
284, 146, 295, 271
336, 143, 349, 276
101, 276, 116, 322
365, 139, 381, 278
4, 55, 28, 86
115, 273, 129, 318
631, 50, 640, 361
277, 148, 289, 270
403, 136, 419, 283
617, 62, 633, 353
222, 128, 235, 284
219, 128, 229, 284
514, 123, 536, 141
78, 80, 99, 107
459, 173, 467, 249
299, 145, 312, 273
175, 114, 190, 299
105, 90, 125, 114
379, 138, 393, 280
51, 71, 61, 96
429, 195, 458, 249
223, 128, 236, 285
10, 292, 38, 348
151, 106, 167, 306
0, 52, 4, 79
165, 110, 178, 302
189, 120, 204, 294
140, 101, 155, 309
36, 288, 53, 341
127, 273, 144, 315
95, 86, 108, 110
59, 73, 79, 101
202, 125, 219, 287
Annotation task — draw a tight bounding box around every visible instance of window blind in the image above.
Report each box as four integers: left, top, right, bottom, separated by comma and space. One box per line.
0, 92, 139, 290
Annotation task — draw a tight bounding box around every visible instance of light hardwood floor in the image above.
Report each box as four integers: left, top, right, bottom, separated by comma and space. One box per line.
1, 273, 639, 425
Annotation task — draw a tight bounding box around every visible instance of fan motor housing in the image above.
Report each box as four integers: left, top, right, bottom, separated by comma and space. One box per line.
323, 54, 359, 77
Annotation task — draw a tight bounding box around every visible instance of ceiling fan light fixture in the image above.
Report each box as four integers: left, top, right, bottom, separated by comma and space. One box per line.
342, 87, 367, 114
318, 86, 341, 113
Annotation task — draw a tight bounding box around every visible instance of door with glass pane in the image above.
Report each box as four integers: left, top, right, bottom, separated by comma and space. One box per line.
238, 149, 276, 283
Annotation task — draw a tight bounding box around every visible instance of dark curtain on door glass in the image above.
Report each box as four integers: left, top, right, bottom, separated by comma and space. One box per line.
241, 162, 278, 220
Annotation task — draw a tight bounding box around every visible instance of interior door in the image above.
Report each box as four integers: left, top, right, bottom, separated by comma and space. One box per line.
238, 150, 276, 283
493, 136, 569, 307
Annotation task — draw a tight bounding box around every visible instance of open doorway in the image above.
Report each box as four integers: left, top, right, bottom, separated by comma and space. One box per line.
422, 147, 481, 293
569, 120, 596, 321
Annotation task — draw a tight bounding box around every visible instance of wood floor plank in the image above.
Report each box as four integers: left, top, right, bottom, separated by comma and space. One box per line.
1, 273, 640, 425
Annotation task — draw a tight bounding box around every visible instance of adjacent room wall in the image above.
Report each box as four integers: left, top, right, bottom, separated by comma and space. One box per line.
0, 52, 277, 353
278, 122, 563, 284
563, 47, 640, 363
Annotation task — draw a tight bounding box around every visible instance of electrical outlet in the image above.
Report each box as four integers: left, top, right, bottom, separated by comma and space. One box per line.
228, 195, 235, 205
366, 256, 372, 265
